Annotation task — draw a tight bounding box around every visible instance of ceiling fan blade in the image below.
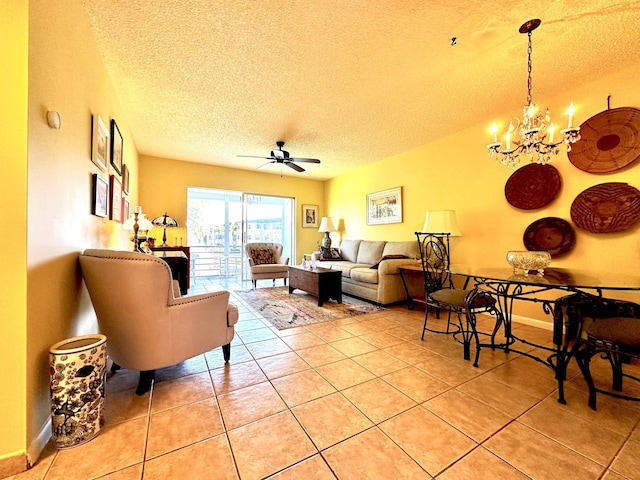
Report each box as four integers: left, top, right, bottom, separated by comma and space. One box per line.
258, 161, 275, 170
285, 162, 305, 172
290, 157, 321, 164
237, 154, 274, 159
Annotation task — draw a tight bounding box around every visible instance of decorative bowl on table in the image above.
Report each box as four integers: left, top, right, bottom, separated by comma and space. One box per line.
506, 250, 551, 275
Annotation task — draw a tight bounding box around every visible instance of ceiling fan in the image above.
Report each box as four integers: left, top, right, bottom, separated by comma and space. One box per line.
237, 141, 321, 172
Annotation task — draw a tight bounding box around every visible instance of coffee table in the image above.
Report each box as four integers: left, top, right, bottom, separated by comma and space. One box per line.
288, 265, 342, 306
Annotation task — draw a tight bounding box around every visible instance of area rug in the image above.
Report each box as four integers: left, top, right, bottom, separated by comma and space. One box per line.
234, 286, 386, 329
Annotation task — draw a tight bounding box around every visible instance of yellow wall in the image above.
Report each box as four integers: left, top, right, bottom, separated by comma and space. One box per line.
326, 64, 640, 322
0, 0, 28, 471
16, 0, 139, 468
139, 155, 326, 259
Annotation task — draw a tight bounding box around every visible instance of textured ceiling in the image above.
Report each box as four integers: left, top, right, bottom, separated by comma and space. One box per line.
81, 0, 640, 180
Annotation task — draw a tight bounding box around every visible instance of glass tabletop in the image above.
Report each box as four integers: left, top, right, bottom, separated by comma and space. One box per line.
448, 264, 640, 291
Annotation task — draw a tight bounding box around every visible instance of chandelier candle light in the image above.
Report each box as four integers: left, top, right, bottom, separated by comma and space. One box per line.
488, 19, 581, 168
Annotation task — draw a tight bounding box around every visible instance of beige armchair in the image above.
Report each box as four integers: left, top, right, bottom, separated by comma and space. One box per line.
244, 242, 289, 288
79, 249, 238, 395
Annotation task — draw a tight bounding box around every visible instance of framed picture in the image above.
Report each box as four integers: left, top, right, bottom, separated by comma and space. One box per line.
122, 197, 130, 222
110, 119, 123, 175
91, 115, 109, 172
122, 164, 130, 194
92, 174, 109, 218
302, 204, 319, 228
110, 175, 123, 222
366, 187, 403, 225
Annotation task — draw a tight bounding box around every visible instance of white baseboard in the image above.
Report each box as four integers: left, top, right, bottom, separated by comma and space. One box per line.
511, 314, 553, 331
27, 418, 52, 468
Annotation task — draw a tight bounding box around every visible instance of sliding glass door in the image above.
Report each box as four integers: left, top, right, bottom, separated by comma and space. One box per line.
187, 187, 294, 282
242, 193, 294, 279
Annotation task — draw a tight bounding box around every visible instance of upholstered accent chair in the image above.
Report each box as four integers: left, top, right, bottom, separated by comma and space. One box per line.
244, 242, 289, 288
416, 232, 502, 367
79, 249, 238, 395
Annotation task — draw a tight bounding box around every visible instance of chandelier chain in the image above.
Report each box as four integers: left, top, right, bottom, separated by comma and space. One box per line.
527, 32, 533, 106
487, 18, 581, 168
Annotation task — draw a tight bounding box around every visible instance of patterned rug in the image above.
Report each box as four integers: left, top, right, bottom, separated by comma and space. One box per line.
234, 286, 386, 329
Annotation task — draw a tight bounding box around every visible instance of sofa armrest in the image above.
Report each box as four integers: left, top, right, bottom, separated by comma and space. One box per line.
377, 258, 420, 275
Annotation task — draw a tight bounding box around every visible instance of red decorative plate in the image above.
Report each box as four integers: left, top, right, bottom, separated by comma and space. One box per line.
570, 182, 640, 233
523, 217, 576, 257
505, 163, 562, 210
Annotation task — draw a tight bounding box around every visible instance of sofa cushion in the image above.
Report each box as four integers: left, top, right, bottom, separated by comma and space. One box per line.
382, 241, 420, 259
350, 267, 379, 284
339, 240, 361, 262
328, 262, 369, 278
356, 241, 386, 265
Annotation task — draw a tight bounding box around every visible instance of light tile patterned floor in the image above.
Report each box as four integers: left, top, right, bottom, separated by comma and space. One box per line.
8, 280, 640, 480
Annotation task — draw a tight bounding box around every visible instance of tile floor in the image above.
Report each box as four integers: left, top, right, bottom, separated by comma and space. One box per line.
7, 282, 640, 480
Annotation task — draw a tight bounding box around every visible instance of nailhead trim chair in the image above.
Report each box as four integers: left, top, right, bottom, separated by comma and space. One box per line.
79, 249, 238, 395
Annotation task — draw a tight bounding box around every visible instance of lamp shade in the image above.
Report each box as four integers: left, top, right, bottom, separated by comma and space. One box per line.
318, 216, 337, 233
123, 213, 153, 231
152, 212, 178, 228
421, 210, 462, 236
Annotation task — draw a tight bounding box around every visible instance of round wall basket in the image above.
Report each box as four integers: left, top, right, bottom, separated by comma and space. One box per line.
523, 217, 576, 257
505, 163, 561, 210
568, 107, 640, 173
570, 182, 640, 233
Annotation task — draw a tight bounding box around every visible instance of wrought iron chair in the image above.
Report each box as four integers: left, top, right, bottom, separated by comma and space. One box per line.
416, 232, 502, 367
553, 293, 640, 406
571, 300, 640, 409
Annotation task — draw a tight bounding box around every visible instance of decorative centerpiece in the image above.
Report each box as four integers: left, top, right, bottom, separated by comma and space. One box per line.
506, 250, 551, 275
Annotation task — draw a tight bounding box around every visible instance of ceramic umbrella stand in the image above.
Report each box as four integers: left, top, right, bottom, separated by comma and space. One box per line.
49, 334, 107, 449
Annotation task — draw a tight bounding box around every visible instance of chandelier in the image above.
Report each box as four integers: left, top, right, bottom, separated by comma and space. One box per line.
487, 19, 581, 168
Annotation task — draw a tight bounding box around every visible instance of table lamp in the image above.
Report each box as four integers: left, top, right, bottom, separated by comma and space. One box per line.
318, 216, 337, 248
152, 212, 179, 247
421, 210, 462, 236
123, 207, 154, 252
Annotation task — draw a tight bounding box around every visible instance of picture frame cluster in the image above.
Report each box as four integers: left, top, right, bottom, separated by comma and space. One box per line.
91, 115, 129, 222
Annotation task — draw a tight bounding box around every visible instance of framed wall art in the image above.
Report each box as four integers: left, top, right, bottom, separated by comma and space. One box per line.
122, 197, 130, 222
110, 175, 123, 222
122, 164, 130, 194
366, 187, 403, 225
92, 174, 109, 218
91, 115, 109, 172
110, 119, 123, 175
302, 204, 319, 228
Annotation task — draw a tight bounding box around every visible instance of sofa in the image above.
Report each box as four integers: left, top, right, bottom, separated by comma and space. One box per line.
312, 239, 423, 305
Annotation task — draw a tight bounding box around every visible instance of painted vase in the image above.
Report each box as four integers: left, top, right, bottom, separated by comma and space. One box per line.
49, 334, 107, 449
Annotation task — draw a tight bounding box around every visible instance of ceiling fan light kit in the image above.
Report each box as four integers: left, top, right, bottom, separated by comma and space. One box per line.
238, 141, 321, 173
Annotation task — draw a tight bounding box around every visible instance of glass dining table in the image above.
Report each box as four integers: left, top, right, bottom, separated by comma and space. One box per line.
447, 264, 640, 403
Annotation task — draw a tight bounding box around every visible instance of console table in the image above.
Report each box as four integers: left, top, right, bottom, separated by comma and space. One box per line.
289, 265, 342, 306
151, 246, 191, 290
153, 250, 189, 295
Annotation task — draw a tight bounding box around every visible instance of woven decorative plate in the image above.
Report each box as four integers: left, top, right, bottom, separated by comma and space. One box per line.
568, 107, 640, 173
505, 163, 562, 210
523, 217, 576, 257
570, 182, 640, 233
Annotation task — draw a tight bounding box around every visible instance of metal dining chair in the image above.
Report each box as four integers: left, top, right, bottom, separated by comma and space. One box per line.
416, 232, 503, 367
576, 312, 640, 410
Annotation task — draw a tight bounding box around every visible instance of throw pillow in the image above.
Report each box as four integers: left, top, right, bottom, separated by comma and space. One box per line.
370, 254, 408, 269
252, 248, 275, 265
317, 246, 342, 261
